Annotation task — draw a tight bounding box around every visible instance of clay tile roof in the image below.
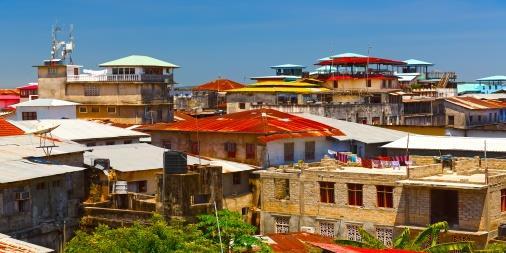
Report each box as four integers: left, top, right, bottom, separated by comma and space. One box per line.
446, 96, 506, 110
0, 119, 24, 137
139, 109, 345, 143
192, 79, 245, 92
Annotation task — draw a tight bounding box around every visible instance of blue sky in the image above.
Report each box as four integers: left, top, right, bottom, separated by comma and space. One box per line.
0, 0, 505, 87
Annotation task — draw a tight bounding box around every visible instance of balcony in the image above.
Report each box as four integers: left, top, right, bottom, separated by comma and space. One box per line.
426, 71, 457, 80
67, 74, 174, 83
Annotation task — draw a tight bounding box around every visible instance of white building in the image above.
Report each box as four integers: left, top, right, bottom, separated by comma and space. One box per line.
11, 99, 79, 121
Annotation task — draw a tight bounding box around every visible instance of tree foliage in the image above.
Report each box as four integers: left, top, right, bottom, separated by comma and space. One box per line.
335, 221, 473, 252
65, 214, 218, 253
197, 209, 272, 252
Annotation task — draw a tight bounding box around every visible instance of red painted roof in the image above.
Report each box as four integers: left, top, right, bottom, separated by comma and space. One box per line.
326, 75, 398, 81
0, 89, 19, 96
0, 119, 24, 137
317, 57, 405, 66
266, 232, 335, 253
309, 242, 420, 253
140, 109, 345, 142
17, 83, 38, 90
193, 79, 245, 92
446, 96, 506, 110
174, 111, 196, 122
0, 95, 20, 100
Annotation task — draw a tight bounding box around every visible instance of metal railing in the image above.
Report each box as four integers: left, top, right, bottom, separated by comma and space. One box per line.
67, 74, 173, 83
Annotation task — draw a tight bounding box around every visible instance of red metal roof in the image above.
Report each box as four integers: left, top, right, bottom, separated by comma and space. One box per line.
0, 89, 19, 96
174, 111, 196, 122
446, 96, 506, 110
317, 56, 405, 66
309, 242, 420, 253
0, 95, 21, 100
266, 232, 335, 253
140, 109, 345, 142
192, 79, 245, 92
0, 119, 24, 137
17, 83, 38, 90
326, 75, 398, 81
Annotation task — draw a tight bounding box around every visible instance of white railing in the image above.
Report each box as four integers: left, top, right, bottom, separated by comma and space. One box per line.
67, 74, 141, 82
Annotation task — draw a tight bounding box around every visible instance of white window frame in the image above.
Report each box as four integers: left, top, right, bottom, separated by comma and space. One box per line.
107, 106, 117, 113
79, 106, 88, 113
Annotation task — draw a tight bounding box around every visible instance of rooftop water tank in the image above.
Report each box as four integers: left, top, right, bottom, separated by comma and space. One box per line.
163, 151, 188, 174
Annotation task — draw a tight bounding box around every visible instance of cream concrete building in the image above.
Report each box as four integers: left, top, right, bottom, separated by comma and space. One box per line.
36, 55, 178, 124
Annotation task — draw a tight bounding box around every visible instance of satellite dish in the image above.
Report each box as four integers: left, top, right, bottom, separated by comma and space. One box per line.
26, 122, 60, 134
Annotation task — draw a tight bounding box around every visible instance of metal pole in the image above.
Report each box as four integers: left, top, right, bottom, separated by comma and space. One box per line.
214, 201, 224, 253
406, 134, 410, 178
485, 140, 488, 184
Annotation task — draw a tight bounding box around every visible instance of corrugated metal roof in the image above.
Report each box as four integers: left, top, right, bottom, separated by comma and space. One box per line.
140, 109, 344, 143
11, 99, 79, 107
382, 135, 506, 153
247, 81, 320, 87
296, 113, 408, 144
0, 119, 24, 137
445, 96, 506, 110
476, 75, 506, 81
0, 233, 53, 253
226, 87, 329, 94
270, 64, 305, 69
83, 143, 258, 173
0, 135, 88, 162
403, 59, 433, 66
10, 119, 148, 141
0, 159, 85, 184
309, 242, 420, 253
264, 232, 335, 253
192, 79, 245, 91
99, 55, 179, 68
17, 83, 38, 90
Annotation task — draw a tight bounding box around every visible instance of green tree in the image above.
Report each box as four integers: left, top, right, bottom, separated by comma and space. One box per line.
197, 209, 272, 252
335, 221, 473, 252
65, 214, 218, 253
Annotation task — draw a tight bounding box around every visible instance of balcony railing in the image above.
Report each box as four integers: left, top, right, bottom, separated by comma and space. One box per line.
426, 71, 457, 80
67, 74, 173, 83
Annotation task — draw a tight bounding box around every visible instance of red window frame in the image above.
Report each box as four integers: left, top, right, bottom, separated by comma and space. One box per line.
319, 182, 335, 203
348, 183, 363, 206
224, 142, 237, 158
377, 185, 394, 208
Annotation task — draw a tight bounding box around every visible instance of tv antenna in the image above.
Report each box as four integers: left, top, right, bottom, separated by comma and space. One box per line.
50, 23, 75, 64
26, 122, 61, 156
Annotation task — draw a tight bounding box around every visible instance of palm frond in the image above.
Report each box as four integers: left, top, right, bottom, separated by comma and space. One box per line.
358, 227, 385, 249
413, 222, 448, 247
423, 241, 473, 253
393, 228, 411, 249
334, 239, 372, 248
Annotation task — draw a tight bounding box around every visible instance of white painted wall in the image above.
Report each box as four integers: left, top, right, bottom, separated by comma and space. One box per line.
15, 105, 77, 120
266, 137, 339, 166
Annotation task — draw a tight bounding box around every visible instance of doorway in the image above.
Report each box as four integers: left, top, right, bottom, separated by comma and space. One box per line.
430, 189, 459, 227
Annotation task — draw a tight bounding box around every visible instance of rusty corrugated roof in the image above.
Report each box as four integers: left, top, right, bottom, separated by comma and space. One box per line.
192, 79, 245, 91
266, 232, 335, 253
446, 96, 506, 110
140, 109, 344, 142
0, 119, 24, 137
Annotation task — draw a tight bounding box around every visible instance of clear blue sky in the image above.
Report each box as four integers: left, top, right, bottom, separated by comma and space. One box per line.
0, 0, 505, 88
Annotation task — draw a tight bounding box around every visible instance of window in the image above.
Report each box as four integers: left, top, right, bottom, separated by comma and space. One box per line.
112, 67, 135, 75
21, 112, 37, 120
123, 140, 132, 144
388, 80, 392, 88
376, 227, 393, 247
79, 106, 88, 113
382, 80, 387, 88
162, 140, 172, 149
15, 192, 30, 213
224, 142, 237, 158
105, 141, 115, 145
377, 186, 394, 208
448, 116, 454, 125
73, 68, 79, 75
367, 80, 372, 88
346, 224, 362, 241
239, 102, 246, 109
319, 182, 335, 203
319, 221, 335, 238
48, 67, 57, 75
274, 178, 290, 200
305, 141, 315, 161
333, 80, 338, 88
246, 143, 256, 159
91, 106, 100, 113
478, 115, 482, 122
489, 113, 493, 122
107, 107, 116, 113
127, 180, 147, 193
36, 182, 46, 190
469, 115, 473, 123
232, 172, 241, 185
190, 141, 199, 155
275, 216, 289, 234
52, 180, 61, 187
192, 194, 211, 205
284, 142, 294, 162
501, 189, 506, 212
348, 184, 363, 206
84, 85, 100, 96
241, 207, 249, 216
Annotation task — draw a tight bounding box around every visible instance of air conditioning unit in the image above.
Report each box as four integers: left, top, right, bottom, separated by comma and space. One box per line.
16, 191, 30, 200
300, 226, 315, 233
498, 224, 506, 239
